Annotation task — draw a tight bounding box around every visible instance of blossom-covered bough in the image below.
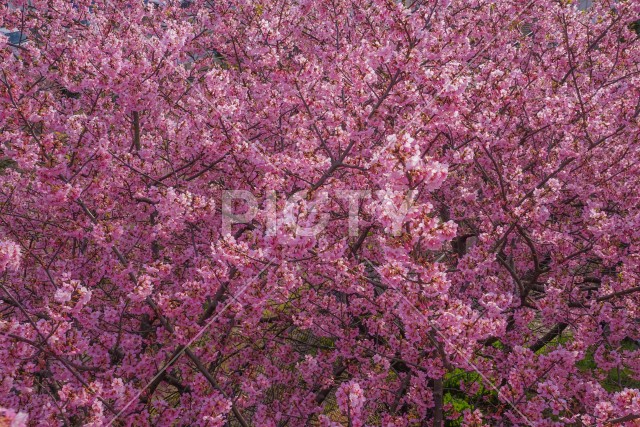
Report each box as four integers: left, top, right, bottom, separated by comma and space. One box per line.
1, 0, 640, 425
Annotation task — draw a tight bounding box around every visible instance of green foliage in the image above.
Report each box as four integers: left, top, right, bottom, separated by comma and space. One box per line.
576, 341, 640, 392
442, 369, 500, 426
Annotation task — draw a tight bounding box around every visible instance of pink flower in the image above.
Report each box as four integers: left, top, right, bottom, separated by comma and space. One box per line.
336, 381, 366, 427
0, 406, 28, 427
0, 241, 21, 273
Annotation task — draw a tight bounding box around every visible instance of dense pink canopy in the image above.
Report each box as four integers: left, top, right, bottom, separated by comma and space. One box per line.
1, 0, 640, 425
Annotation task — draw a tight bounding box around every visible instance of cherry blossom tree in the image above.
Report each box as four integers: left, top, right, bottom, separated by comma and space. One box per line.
1, 0, 640, 426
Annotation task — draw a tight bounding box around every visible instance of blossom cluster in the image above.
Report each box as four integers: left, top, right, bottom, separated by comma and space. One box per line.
1, 0, 640, 426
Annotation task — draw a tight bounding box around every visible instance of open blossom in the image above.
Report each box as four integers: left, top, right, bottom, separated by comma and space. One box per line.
54, 280, 92, 311
0, 407, 27, 427
1, 0, 640, 426
53, 286, 73, 304
462, 409, 485, 427
129, 274, 154, 301
0, 241, 21, 272
336, 381, 366, 427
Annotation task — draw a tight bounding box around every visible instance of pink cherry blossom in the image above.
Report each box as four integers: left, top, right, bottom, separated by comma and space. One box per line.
1, 0, 640, 426
0, 406, 28, 427
0, 241, 21, 273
